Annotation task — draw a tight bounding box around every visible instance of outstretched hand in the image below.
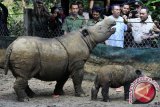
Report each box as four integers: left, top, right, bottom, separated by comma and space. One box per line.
152, 25, 160, 33
122, 15, 128, 24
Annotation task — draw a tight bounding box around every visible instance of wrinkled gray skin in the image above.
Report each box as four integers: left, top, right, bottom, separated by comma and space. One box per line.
91, 65, 142, 102
4, 17, 116, 102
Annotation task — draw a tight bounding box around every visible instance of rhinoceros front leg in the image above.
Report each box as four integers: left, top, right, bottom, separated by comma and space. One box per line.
14, 77, 29, 102
91, 86, 99, 100
101, 82, 110, 102
91, 81, 100, 100
71, 61, 86, 97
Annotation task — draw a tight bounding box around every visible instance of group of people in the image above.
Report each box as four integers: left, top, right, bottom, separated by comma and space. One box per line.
106, 2, 160, 48
48, 0, 160, 48
1, 0, 160, 92
46, 0, 160, 92
1, 0, 160, 48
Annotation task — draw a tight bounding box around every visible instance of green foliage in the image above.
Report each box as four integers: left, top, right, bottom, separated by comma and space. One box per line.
3, 1, 24, 37
5, 0, 54, 37
144, 0, 160, 21
82, 0, 88, 10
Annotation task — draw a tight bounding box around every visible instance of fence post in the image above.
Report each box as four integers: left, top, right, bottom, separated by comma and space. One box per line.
24, 8, 33, 36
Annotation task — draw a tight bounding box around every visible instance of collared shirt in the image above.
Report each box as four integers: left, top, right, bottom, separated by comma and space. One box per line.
82, 12, 89, 23
62, 15, 86, 33
87, 18, 102, 26
105, 15, 127, 48
128, 15, 154, 43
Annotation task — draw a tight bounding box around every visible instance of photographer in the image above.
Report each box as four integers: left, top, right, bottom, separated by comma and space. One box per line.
32, 0, 50, 38
49, 6, 64, 37
0, 2, 9, 36
129, 1, 143, 18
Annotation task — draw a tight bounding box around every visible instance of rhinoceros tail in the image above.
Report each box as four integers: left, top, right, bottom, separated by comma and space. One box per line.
4, 44, 13, 75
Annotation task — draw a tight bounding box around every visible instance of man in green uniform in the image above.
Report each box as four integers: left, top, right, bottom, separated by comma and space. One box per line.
87, 7, 102, 26
62, 2, 86, 35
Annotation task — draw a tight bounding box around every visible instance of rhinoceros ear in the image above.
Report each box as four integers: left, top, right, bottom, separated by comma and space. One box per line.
135, 70, 142, 75
81, 29, 89, 37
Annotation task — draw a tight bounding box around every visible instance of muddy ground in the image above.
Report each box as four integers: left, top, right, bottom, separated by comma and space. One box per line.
0, 69, 160, 107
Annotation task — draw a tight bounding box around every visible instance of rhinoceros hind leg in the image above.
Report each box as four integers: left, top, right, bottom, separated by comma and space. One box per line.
54, 73, 69, 95
25, 86, 35, 98
14, 77, 29, 102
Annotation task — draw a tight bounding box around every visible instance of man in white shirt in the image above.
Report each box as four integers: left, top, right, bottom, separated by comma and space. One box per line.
124, 7, 159, 47
105, 4, 127, 92
105, 5, 127, 48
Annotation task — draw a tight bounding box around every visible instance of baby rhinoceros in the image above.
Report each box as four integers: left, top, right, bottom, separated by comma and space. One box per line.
91, 65, 142, 102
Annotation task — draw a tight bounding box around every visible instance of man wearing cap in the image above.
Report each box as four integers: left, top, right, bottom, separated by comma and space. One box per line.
129, 0, 143, 18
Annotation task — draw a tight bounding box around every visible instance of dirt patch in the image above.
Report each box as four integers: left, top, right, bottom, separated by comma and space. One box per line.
0, 69, 160, 107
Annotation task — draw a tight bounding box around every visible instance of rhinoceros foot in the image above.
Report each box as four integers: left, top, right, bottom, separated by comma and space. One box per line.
26, 91, 35, 98
75, 93, 86, 97
15, 89, 30, 102
79, 93, 89, 97
103, 98, 110, 102
91, 86, 99, 100
18, 97, 30, 102
125, 98, 129, 101
75, 89, 88, 97
54, 89, 65, 95
25, 86, 35, 98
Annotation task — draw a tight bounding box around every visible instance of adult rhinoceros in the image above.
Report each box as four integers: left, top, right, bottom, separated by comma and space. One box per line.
4, 17, 116, 102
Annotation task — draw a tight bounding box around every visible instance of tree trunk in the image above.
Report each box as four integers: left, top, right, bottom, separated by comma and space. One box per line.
24, 8, 33, 36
